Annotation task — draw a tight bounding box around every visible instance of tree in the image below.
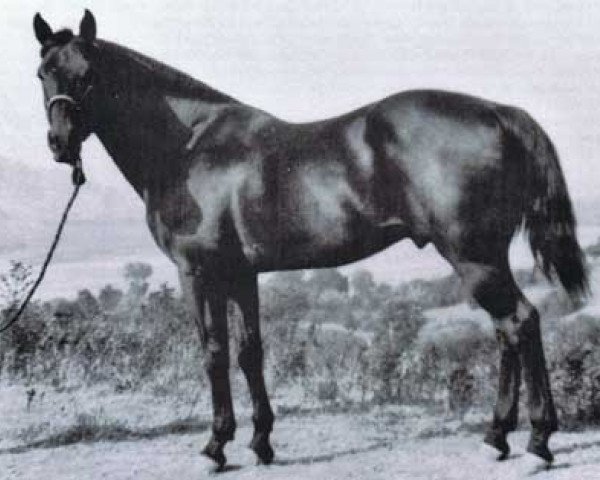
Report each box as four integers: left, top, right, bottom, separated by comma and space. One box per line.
148, 283, 177, 312
0, 261, 34, 310
124, 262, 153, 284
369, 299, 426, 402
261, 271, 309, 323
307, 269, 349, 298
98, 284, 123, 311
76, 289, 101, 318
0, 261, 45, 379
123, 262, 153, 302
349, 269, 375, 297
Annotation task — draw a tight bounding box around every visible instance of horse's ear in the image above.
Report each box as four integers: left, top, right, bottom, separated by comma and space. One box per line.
33, 13, 53, 45
79, 9, 96, 43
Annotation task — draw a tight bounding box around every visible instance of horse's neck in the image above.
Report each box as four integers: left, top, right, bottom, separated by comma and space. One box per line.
92, 43, 237, 197
94, 90, 186, 196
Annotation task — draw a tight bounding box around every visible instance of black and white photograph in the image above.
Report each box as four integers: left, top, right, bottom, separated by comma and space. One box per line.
1, 1, 600, 478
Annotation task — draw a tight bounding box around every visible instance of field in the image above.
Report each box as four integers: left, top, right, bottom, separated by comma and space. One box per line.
0, 387, 599, 480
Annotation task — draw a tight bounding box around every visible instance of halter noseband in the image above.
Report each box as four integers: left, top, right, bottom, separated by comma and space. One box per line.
45, 84, 94, 115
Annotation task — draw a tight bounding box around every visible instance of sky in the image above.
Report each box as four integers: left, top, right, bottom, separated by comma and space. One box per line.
2, 0, 600, 202
1, 1, 600, 292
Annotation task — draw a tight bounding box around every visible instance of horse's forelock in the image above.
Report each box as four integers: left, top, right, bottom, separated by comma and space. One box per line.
40, 29, 74, 57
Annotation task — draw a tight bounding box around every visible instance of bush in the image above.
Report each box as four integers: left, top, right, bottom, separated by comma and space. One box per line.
550, 314, 600, 427
369, 300, 426, 403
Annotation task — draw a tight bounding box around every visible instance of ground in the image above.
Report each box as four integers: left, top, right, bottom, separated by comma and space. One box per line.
1, 394, 599, 480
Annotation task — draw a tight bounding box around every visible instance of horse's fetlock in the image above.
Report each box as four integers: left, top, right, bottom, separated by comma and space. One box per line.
213, 414, 236, 441
253, 407, 275, 433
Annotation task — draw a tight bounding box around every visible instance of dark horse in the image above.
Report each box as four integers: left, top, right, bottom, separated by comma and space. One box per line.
33, 10, 587, 468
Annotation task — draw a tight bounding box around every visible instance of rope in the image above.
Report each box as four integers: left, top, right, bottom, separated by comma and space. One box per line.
0, 170, 83, 333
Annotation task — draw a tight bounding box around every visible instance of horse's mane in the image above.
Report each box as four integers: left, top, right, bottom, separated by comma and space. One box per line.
95, 39, 235, 104
40, 30, 235, 104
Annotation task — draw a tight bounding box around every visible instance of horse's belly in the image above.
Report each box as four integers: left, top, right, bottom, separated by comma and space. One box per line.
236, 161, 421, 270
245, 212, 413, 271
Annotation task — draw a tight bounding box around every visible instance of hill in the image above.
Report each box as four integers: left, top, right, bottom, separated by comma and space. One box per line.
0, 153, 146, 254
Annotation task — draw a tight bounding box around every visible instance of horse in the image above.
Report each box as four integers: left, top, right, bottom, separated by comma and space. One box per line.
33, 10, 587, 468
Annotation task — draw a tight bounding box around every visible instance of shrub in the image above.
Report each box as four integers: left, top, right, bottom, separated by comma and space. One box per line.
550, 314, 600, 427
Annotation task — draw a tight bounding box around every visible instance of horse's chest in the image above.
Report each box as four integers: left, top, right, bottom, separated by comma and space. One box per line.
147, 184, 202, 234
145, 164, 252, 265
144, 182, 222, 259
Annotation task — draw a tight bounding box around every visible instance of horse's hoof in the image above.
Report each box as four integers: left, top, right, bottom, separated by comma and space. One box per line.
202, 439, 227, 470
249, 434, 274, 465
526, 437, 554, 464
483, 429, 510, 459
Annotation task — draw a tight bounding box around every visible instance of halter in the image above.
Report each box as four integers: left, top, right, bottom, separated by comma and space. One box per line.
46, 84, 94, 115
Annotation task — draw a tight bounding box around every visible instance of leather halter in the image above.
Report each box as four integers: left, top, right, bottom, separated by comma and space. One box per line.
46, 84, 93, 115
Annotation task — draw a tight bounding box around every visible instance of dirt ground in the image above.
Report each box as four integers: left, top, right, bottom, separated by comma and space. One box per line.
1, 407, 599, 480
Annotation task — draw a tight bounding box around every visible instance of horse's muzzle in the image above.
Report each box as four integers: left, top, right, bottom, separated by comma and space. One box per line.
48, 131, 81, 165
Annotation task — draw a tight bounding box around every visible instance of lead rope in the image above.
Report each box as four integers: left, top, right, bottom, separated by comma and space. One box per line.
0, 161, 85, 333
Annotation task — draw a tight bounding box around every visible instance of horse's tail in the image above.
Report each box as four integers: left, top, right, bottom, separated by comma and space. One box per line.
495, 105, 588, 299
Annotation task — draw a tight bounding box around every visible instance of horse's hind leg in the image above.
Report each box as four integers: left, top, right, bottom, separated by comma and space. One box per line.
485, 331, 521, 459
442, 248, 557, 462
231, 271, 275, 464
180, 271, 236, 469
517, 305, 558, 462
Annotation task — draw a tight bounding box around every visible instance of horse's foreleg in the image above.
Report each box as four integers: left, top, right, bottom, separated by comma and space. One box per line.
180, 271, 235, 469
232, 272, 275, 465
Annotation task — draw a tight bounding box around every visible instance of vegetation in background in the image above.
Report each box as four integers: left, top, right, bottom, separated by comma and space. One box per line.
0, 246, 599, 429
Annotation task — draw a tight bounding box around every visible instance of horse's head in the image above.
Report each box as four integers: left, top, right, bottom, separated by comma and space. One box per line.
33, 10, 97, 166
